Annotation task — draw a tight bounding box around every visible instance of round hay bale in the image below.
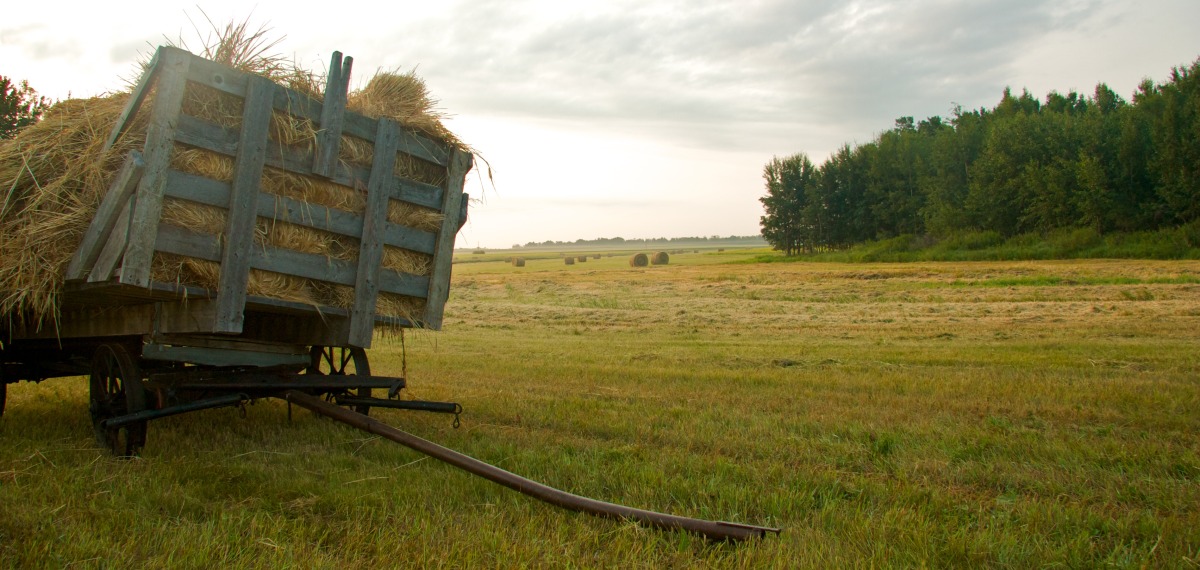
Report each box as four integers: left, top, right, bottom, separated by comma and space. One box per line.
629, 253, 649, 267
512, 257, 526, 267
694, 249, 700, 254
651, 252, 670, 265
592, 254, 601, 259
718, 248, 726, 252
577, 256, 587, 263
564, 257, 575, 265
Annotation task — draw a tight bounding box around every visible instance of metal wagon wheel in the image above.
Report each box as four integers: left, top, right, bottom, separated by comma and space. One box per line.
308, 346, 372, 415
89, 343, 148, 457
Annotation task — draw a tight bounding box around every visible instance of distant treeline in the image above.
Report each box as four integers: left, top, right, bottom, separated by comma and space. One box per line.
760, 58, 1200, 256
513, 235, 764, 248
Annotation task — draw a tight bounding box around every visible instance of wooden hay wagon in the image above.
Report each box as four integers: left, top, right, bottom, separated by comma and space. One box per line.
0, 46, 470, 455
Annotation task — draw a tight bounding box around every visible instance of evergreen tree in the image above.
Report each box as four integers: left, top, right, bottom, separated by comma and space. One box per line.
1, 76, 50, 139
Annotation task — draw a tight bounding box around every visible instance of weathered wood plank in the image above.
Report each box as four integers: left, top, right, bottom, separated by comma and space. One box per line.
348, 119, 400, 347
173, 115, 445, 210
150, 332, 309, 355
214, 76, 275, 333
68, 152, 145, 281
183, 49, 451, 167
143, 343, 311, 367
88, 200, 134, 282
343, 115, 449, 167
163, 169, 438, 254
119, 49, 191, 288
422, 149, 473, 330
5, 298, 224, 340
103, 48, 162, 152
312, 52, 352, 178
153, 224, 429, 297
184, 53, 250, 98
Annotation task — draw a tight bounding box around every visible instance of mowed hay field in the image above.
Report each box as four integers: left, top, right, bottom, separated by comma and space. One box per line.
2, 251, 1199, 567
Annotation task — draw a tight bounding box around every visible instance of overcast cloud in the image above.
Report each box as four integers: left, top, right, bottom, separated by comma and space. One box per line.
2, 1, 1198, 246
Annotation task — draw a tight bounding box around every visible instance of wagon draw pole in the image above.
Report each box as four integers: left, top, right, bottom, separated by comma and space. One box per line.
282, 390, 780, 542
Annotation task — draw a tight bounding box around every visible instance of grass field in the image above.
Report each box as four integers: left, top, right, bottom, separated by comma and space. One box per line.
2, 250, 1198, 567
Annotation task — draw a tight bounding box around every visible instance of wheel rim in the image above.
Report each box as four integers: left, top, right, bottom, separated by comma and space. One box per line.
308, 346, 371, 415
89, 344, 146, 457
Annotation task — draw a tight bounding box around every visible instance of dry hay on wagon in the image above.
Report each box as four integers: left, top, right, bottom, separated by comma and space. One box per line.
629, 253, 649, 267
0, 22, 471, 330
651, 252, 670, 265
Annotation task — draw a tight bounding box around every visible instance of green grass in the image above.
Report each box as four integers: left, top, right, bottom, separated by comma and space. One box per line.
3, 255, 1199, 567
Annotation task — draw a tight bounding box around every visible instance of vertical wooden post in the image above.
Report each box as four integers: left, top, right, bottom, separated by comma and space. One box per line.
423, 149, 473, 330
312, 51, 352, 179
347, 118, 400, 347
348, 118, 403, 345
214, 76, 276, 333
118, 48, 191, 289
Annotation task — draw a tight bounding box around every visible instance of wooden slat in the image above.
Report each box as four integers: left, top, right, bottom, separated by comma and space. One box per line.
173, 115, 446, 210
103, 48, 163, 152
88, 201, 134, 282
119, 48, 190, 288
214, 76, 275, 333
422, 149, 473, 330
143, 343, 310, 367
151, 333, 309, 355
183, 50, 452, 167
163, 170, 438, 254
312, 52, 352, 178
184, 53, 250, 98
67, 152, 145, 280
238, 312, 353, 347
153, 224, 429, 297
348, 119, 400, 347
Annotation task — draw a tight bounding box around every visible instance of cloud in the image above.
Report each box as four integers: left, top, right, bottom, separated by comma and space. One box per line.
353, 0, 1109, 158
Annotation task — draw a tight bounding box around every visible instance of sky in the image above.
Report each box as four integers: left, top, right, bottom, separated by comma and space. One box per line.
3, 1, 1199, 248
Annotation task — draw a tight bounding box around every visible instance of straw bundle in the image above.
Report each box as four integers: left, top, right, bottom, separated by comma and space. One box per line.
0, 95, 145, 326
0, 24, 468, 330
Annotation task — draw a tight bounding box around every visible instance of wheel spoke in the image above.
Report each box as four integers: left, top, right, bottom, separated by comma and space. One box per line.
89, 344, 147, 457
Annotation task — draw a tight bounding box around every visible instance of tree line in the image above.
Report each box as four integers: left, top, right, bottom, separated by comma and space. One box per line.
513, 235, 764, 248
760, 58, 1200, 255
